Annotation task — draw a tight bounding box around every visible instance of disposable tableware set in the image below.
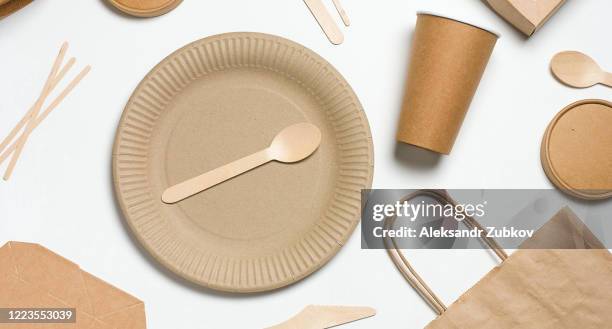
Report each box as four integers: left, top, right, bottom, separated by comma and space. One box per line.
1, 0, 611, 328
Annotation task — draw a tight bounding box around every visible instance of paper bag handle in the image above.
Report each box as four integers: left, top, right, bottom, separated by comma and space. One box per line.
383, 190, 508, 315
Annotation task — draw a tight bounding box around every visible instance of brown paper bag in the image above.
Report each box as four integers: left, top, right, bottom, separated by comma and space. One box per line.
386, 206, 612, 328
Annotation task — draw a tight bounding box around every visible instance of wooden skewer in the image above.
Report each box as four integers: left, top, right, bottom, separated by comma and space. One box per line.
3, 42, 68, 180
0, 65, 91, 167
331, 0, 350, 26
0, 57, 76, 155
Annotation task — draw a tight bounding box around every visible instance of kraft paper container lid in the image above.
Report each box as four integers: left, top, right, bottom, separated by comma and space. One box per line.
107, 0, 182, 17
0, 0, 32, 19
396, 12, 498, 154
541, 99, 612, 200
0, 241, 146, 329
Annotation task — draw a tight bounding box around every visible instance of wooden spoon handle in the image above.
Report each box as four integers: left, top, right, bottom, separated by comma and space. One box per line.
162, 149, 271, 204
602, 72, 612, 87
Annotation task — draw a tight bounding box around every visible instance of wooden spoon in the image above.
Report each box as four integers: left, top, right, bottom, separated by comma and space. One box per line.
162, 123, 322, 204
551, 51, 612, 88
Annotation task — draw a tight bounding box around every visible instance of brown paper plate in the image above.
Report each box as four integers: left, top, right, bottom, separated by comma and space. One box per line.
107, 0, 182, 17
112, 32, 374, 293
541, 99, 612, 200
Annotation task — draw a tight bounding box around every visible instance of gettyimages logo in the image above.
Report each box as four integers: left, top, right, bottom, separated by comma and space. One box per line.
361, 189, 612, 250
372, 199, 487, 222
368, 197, 528, 241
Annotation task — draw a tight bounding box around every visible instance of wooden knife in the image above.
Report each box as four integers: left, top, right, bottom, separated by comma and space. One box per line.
266, 305, 376, 329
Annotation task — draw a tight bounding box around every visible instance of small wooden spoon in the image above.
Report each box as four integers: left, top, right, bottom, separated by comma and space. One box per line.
162, 123, 322, 204
551, 51, 612, 88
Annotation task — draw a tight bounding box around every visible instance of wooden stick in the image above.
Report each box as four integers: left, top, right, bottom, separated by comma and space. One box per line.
0, 65, 91, 168
303, 0, 344, 45
331, 0, 350, 26
3, 42, 68, 180
0, 57, 75, 155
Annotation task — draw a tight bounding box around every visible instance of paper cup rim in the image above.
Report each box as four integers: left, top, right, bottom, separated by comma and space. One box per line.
417, 11, 501, 38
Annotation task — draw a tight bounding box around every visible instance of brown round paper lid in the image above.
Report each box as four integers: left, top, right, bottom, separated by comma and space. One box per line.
541, 99, 612, 200
107, 0, 182, 17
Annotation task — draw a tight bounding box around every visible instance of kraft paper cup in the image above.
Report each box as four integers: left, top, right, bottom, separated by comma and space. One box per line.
397, 12, 499, 155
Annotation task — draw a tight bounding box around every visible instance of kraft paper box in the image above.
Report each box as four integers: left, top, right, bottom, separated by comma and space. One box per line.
0, 0, 32, 19
396, 13, 498, 155
485, 0, 566, 36
0, 241, 146, 329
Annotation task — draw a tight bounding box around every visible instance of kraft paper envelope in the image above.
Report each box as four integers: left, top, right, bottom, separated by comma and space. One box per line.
0, 241, 146, 329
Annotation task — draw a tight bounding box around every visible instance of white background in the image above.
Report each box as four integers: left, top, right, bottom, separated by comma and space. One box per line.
1, 0, 611, 328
